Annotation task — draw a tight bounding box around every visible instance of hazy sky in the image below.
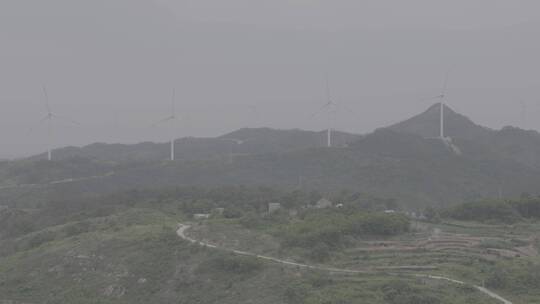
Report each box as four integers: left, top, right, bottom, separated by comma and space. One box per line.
1, 0, 540, 157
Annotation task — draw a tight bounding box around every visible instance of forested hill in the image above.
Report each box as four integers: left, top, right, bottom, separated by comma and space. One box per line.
4, 105, 540, 209
28, 128, 361, 163
4, 129, 540, 211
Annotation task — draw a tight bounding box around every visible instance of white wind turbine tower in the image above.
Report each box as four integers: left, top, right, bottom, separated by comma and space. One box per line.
423, 72, 463, 155
312, 75, 339, 147
152, 89, 178, 161
31, 86, 80, 161
438, 72, 450, 140
426, 72, 450, 140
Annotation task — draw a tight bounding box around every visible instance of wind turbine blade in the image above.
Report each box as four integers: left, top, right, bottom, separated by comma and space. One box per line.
171, 88, 176, 116
28, 114, 50, 133
51, 113, 81, 125
42, 86, 51, 113
325, 73, 332, 103
337, 102, 358, 117
442, 71, 450, 95
151, 116, 174, 127
310, 102, 332, 118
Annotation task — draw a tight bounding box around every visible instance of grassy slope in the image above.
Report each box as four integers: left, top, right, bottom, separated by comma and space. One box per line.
192, 217, 540, 304
0, 209, 499, 304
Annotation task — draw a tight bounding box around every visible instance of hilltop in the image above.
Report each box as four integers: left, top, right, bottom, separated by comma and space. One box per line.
387, 103, 493, 140
388, 103, 540, 169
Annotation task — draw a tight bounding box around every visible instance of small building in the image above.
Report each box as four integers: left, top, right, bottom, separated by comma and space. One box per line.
336, 203, 344, 208
384, 210, 397, 214
268, 203, 282, 213
193, 213, 211, 220
315, 198, 333, 209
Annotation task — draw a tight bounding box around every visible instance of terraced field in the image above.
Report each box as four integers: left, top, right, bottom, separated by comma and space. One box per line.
188, 218, 540, 303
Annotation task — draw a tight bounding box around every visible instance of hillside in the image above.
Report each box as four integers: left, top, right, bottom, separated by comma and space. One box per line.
0, 187, 506, 304
5, 128, 540, 211
5, 105, 540, 210
475, 126, 540, 169
29, 128, 361, 163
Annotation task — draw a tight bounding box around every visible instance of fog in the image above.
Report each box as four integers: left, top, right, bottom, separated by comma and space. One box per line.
1, 0, 540, 158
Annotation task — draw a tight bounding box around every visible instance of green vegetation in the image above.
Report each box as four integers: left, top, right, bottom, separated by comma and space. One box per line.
5, 124, 540, 211
443, 196, 540, 223
279, 209, 410, 250
0, 157, 114, 186
281, 274, 494, 304
485, 260, 540, 302
0, 183, 523, 303
382, 280, 441, 304
0, 196, 490, 304
6, 105, 540, 302
198, 252, 264, 275
443, 200, 521, 223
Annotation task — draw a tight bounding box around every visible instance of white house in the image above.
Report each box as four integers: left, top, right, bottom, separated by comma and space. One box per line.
268, 203, 282, 213
315, 198, 333, 209
193, 214, 211, 220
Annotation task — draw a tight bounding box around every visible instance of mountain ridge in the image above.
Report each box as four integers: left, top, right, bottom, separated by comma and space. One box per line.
4, 105, 540, 209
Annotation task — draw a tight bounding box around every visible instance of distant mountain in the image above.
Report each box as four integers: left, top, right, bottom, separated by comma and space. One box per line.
388, 103, 493, 140
9, 128, 539, 211
473, 126, 540, 169
7, 106, 540, 210
388, 103, 540, 168
28, 128, 362, 163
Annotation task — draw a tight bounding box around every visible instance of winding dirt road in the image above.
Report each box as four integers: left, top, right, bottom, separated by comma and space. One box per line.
177, 224, 513, 304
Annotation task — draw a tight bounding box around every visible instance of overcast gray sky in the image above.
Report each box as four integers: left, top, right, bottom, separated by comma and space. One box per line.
1, 0, 540, 158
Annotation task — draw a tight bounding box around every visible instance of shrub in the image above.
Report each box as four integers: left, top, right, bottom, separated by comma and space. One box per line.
27, 231, 56, 249
284, 282, 310, 304
279, 209, 410, 251
382, 281, 440, 304
63, 221, 91, 237
223, 207, 243, 219
309, 242, 331, 262
239, 212, 263, 229
203, 252, 264, 275
444, 200, 521, 223
486, 263, 540, 293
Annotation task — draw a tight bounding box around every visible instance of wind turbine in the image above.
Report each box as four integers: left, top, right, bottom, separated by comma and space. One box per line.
31, 86, 80, 161
152, 88, 178, 161
425, 72, 450, 140
312, 74, 339, 147
437, 72, 450, 139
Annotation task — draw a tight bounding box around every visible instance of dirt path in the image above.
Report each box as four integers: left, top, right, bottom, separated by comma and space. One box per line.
177, 224, 514, 304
